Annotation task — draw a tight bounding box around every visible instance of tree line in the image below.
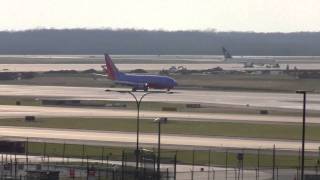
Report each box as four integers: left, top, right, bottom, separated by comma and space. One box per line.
0, 29, 319, 55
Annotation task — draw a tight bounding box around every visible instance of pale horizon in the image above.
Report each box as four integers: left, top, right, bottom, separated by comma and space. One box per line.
2, 27, 320, 33
1, 0, 320, 33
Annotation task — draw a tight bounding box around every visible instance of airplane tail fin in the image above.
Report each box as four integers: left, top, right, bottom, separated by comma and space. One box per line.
103, 54, 120, 80
222, 47, 232, 60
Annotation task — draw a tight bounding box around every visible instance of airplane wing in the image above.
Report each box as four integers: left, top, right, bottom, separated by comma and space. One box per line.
93, 74, 146, 87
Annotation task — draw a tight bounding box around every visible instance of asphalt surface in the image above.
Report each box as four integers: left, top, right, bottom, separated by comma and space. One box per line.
0, 85, 319, 153
3, 63, 320, 72
0, 85, 319, 110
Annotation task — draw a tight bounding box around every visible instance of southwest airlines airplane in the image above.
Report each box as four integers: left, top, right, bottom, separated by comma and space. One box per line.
100, 54, 177, 91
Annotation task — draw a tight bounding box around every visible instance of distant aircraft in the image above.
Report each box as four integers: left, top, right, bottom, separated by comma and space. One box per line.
99, 54, 177, 91
222, 47, 279, 68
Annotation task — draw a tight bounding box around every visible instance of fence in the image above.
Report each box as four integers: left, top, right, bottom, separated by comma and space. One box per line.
176, 167, 320, 180
0, 140, 319, 179
1, 162, 320, 179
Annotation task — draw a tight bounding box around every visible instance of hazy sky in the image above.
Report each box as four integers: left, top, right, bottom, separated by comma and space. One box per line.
1, 0, 319, 32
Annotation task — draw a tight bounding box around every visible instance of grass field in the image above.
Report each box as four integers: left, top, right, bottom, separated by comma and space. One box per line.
0, 96, 41, 106
1, 117, 320, 141
172, 74, 318, 92
25, 142, 319, 168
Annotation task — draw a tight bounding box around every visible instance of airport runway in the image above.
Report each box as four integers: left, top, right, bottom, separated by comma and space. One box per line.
0, 126, 319, 151
0, 104, 319, 124
0, 85, 319, 110
0, 63, 242, 71
2, 63, 320, 72
1, 55, 320, 72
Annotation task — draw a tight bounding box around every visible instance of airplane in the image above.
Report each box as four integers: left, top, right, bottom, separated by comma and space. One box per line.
99, 54, 177, 92
222, 47, 280, 68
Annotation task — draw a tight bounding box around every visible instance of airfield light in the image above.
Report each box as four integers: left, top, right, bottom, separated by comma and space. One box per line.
154, 117, 168, 180
296, 90, 311, 180
106, 89, 170, 178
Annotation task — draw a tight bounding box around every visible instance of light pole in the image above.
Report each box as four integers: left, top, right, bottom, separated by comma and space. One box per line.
154, 117, 167, 180
296, 90, 308, 180
125, 91, 152, 172
106, 89, 170, 177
